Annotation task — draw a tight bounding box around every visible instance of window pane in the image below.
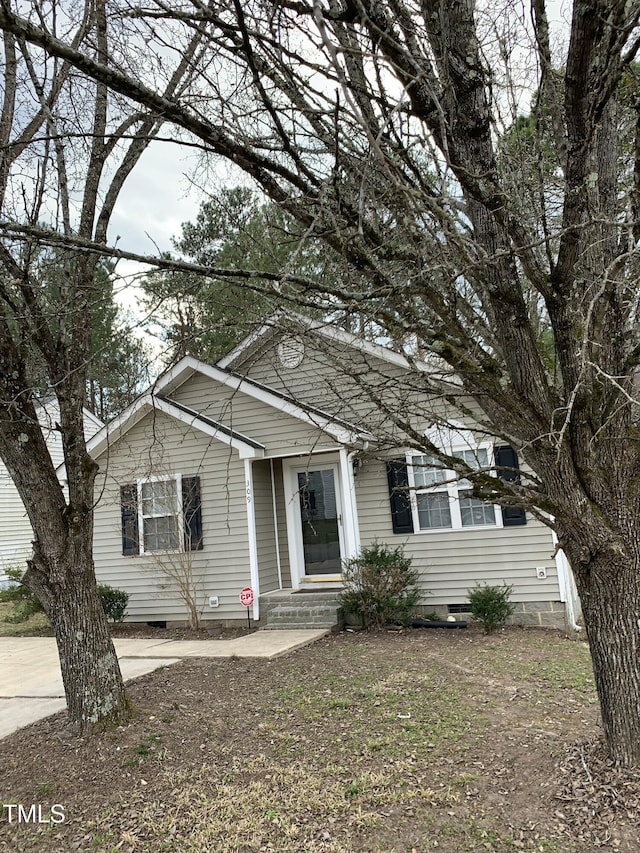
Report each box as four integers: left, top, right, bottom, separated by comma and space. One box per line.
143, 516, 179, 551
413, 455, 448, 488
141, 480, 177, 516
452, 447, 490, 489
417, 493, 452, 529
453, 448, 489, 468
141, 482, 153, 514
459, 491, 496, 527
141, 479, 179, 551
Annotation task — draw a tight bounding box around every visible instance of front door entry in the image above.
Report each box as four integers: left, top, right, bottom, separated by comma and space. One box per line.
296, 466, 343, 575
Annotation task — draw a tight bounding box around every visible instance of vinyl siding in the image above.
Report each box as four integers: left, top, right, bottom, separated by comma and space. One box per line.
169, 373, 341, 456
252, 460, 280, 593
0, 466, 31, 572
229, 332, 563, 604
354, 458, 562, 605
227, 332, 431, 433
0, 405, 102, 574
93, 409, 252, 623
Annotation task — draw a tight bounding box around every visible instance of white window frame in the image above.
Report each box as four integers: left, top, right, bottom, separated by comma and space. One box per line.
407, 442, 503, 533
137, 474, 184, 554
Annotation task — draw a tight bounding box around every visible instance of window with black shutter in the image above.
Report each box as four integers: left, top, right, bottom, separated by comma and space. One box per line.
386, 459, 414, 534
405, 442, 520, 532
182, 476, 203, 551
494, 445, 527, 526
120, 475, 204, 554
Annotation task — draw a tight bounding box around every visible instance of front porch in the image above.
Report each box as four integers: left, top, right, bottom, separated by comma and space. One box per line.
247, 448, 362, 626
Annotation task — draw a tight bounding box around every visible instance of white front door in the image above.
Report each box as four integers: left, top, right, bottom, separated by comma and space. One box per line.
285, 461, 346, 583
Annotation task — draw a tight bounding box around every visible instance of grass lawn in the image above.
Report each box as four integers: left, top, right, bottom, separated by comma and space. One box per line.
0, 628, 637, 852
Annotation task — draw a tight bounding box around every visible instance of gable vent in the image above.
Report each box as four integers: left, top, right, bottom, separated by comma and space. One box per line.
277, 337, 305, 368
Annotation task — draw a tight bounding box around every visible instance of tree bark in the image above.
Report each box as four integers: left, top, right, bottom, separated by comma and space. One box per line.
562, 532, 640, 767
28, 552, 129, 732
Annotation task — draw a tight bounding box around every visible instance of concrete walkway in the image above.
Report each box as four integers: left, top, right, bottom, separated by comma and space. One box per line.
0, 630, 327, 740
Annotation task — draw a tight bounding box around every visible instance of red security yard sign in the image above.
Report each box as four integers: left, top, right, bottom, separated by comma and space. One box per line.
240, 586, 254, 627
239, 586, 254, 607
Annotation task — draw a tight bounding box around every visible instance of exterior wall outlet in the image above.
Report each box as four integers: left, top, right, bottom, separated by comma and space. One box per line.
536, 567, 547, 580
208, 596, 220, 608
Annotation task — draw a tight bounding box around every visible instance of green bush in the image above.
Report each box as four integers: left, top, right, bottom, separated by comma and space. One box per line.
98, 584, 129, 622
0, 570, 128, 624
467, 583, 514, 633
0, 567, 44, 622
339, 542, 422, 630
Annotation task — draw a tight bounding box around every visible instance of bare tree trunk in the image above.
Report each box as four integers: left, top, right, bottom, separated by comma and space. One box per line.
28, 552, 129, 731
0, 386, 130, 733
563, 534, 640, 767
0, 0, 204, 733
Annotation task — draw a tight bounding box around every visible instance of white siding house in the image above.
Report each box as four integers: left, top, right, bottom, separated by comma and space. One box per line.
89, 315, 581, 629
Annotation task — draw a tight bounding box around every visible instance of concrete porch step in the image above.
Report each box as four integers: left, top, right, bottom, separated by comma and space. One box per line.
263, 590, 343, 602
260, 589, 343, 630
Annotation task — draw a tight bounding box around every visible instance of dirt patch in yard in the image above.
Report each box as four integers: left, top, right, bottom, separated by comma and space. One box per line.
1, 628, 638, 852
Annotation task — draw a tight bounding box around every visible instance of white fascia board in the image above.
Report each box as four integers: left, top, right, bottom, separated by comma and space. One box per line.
144, 349, 373, 444
152, 354, 202, 397
86, 394, 264, 462
162, 358, 372, 445
310, 321, 416, 370
160, 399, 265, 459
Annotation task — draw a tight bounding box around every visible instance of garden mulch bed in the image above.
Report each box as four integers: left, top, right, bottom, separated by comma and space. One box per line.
1, 627, 638, 852
108, 621, 257, 641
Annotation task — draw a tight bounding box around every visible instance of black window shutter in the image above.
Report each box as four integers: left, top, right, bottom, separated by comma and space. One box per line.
182, 476, 203, 551
494, 445, 527, 526
120, 484, 139, 555
386, 459, 414, 534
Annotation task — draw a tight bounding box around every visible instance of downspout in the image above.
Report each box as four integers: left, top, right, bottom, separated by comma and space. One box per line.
270, 458, 283, 590
552, 525, 582, 632
244, 458, 260, 622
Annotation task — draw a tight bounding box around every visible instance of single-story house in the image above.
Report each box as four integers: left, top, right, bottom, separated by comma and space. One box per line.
90, 314, 581, 630
0, 400, 103, 581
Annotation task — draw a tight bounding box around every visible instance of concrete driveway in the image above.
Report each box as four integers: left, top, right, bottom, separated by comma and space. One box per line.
0, 630, 327, 739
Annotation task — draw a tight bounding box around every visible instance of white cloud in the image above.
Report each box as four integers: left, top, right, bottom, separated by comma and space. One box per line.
108, 140, 203, 259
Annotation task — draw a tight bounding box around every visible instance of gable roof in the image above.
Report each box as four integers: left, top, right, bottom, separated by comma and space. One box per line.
155, 355, 375, 445
88, 354, 374, 461
87, 394, 266, 461
216, 310, 432, 373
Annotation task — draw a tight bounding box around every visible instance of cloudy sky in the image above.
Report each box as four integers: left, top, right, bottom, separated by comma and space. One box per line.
108, 141, 204, 293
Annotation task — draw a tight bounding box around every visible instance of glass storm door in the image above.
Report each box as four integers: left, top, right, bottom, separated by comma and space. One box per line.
296, 467, 342, 575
